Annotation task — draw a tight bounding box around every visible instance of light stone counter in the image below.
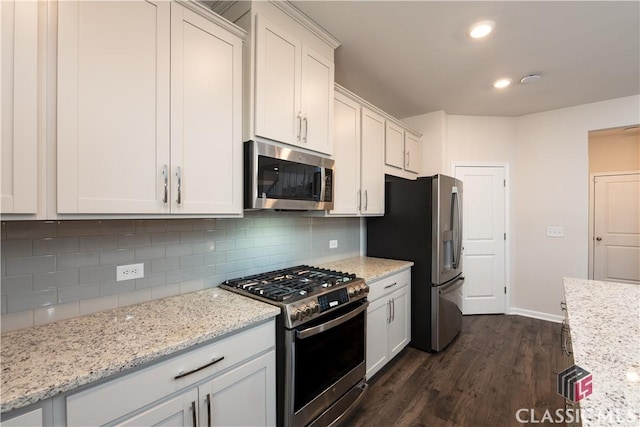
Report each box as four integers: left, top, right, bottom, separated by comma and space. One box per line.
319, 256, 413, 282
563, 277, 640, 426
0, 288, 279, 414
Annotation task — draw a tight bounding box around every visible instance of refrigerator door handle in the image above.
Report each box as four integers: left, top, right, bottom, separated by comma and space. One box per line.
439, 276, 465, 294
452, 191, 462, 269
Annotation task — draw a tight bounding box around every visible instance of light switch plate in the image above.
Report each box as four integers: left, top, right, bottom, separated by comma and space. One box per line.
546, 226, 564, 238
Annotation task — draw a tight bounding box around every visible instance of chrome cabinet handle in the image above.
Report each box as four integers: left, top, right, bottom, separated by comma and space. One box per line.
174, 356, 225, 379
387, 300, 391, 324
296, 112, 302, 141
384, 282, 398, 289
560, 301, 567, 311
206, 393, 212, 427
176, 166, 182, 205
191, 401, 197, 427
364, 190, 368, 211
560, 320, 572, 356
392, 297, 395, 322
162, 164, 168, 205
302, 116, 308, 143
406, 151, 410, 167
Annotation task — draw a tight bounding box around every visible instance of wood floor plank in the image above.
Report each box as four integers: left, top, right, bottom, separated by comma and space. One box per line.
343, 315, 569, 427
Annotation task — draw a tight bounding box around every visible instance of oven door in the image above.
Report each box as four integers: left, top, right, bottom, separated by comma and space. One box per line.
284, 299, 368, 427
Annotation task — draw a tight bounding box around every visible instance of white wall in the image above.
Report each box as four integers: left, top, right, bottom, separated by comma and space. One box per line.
513, 95, 640, 319
402, 94, 640, 321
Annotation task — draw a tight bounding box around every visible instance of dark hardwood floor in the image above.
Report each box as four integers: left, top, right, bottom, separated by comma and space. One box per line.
344, 315, 566, 427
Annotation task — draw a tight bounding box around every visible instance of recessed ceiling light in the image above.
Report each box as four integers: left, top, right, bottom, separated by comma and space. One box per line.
468, 20, 495, 39
520, 73, 542, 84
493, 78, 512, 89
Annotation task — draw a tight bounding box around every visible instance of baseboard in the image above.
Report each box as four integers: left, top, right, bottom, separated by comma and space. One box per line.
508, 307, 563, 323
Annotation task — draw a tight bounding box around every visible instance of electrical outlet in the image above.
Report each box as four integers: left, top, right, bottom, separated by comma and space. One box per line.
546, 226, 564, 238
329, 240, 338, 249
117, 263, 144, 281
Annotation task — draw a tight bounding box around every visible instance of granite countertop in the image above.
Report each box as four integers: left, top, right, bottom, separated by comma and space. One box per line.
563, 277, 640, 425
319, 256, 413, 282
0, 288, 280, 414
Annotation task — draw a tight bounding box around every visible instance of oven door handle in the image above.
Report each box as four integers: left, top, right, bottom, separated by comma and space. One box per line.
295, 301, 369, 340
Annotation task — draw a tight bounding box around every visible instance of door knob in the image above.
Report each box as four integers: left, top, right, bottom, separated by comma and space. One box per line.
596, 237, 602, 241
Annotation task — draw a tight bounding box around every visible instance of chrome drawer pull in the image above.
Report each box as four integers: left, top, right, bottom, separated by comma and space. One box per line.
384, 282, 398, 289
174, 356, 225, 380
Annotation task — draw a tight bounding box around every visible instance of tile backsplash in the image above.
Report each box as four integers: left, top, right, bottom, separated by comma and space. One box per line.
0, 213, 361, 332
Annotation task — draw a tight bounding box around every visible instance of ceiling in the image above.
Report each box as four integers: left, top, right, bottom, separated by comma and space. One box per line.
289, 0, 640, 119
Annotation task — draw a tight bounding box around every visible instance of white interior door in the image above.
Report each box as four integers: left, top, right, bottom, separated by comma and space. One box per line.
593, 173, 640, 284
454, 166, 506, 314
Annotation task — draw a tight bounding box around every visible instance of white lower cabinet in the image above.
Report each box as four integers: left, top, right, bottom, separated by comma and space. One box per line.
66, 320, 275, 427
1, 407, 45, 427
366, 269, 411, 380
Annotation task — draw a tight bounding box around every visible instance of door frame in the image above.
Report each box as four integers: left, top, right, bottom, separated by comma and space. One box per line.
451, 161, 510, 314
588, 170, 640, 279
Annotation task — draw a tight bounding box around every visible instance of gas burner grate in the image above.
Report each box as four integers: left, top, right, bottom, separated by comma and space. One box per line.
222, 265, 357, 302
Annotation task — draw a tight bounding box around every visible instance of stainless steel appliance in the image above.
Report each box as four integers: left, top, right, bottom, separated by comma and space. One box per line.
245, 140, 334, 211
367, 174, 464, 352
221, 266, 369, 427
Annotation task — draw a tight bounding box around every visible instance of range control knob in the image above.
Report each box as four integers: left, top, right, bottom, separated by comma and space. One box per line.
348, 286, 357, 297
309, 302, 320, 313
303, 304, 312, 316
289, 308, 302, 322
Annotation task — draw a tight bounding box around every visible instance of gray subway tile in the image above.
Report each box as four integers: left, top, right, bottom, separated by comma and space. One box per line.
205, 252, 225, 265
1, 258, 5, 276
118, 289, 151, 307
165, 219, 194, 232
6, 288, 57, 313
214, 240, 236, 251
205, 229, 225, 241
100, 248, 134, 265
57, 220, 100, 237
57, 252, 99, 270
79, 235, 118, 252
1, 296, 6, 314
6, 255, 56, 276
134, 246, 166, 261
99, 220, 135, 235
179, 279, 204, 294
151, 257, 180, 274
180, 254, 205, 269
191, 241, 216, 254
135, 273, 166, 290
151, 232, 180, 246
79, 265, 116, 284
99, 280, 135, 296
134, 220, 167, 233
180, 230, 205, 243
118, 233, 151, 248
166, 243, 192, 258
191, 265, 216, 279
58, 284, 100, 303
166, 269, 193, 283
1, 239, 32, 258
151, 283, 180, 300
33, 237, 79, 255
33, 269, 79, 290
5, 221, 57, 239
191, 219, 216, 231
245, 227, 264, 238
1, 275, 33, 295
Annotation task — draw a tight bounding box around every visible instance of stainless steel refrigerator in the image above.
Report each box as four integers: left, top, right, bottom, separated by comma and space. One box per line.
367, 174, 464, 352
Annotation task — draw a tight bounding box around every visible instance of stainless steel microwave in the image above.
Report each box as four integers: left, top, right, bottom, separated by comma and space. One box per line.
244, 140, 334, 210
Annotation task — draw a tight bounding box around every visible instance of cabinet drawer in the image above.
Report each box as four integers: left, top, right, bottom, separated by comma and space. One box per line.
67, 320, 275, 426
367, 269, 410, 302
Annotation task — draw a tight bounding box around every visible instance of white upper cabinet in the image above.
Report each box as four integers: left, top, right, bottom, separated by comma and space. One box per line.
360, 107, 385, 215
57, 0, 171, 214
57, 0, 243, 216
1, 0, 40, 215
252, 4, 336, 155
170, 3, 243, 215
385, 120, 421, 177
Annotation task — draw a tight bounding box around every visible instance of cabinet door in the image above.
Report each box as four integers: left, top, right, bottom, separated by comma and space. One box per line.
404, 132, 420, 173
115, 388, 198, 427
330, 92, 360, 215
1, 408, 43, 427
1, 0, 38, 214
201, 351, 276, 427
360, 108, 385, 215
300, 45, 333, 155
366, 297, 390, 380
388, 285, 411, 359
170, 3, 242, 215
384, 122, 404, 169
57, 0, 170, 213
255, 15, 301, 146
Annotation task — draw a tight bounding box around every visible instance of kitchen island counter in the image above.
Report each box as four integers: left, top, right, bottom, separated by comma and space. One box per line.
563, 277, 640, 426
0, 288, 279, 414
319, 256, 413, 283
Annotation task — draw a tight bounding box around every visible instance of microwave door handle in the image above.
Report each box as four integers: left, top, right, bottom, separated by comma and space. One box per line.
295, 302, 369, 340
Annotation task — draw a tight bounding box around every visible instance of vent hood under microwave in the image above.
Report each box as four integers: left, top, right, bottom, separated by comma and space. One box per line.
244, 140, 334, 211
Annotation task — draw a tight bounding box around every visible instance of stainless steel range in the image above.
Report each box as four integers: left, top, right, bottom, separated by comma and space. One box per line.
222, 265, 369, 427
